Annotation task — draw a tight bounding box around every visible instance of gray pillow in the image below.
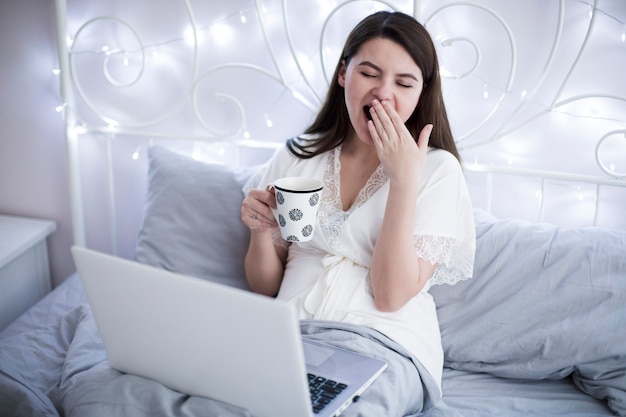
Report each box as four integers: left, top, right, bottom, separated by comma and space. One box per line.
134, 146, 253, 290
431, 209, 626, 415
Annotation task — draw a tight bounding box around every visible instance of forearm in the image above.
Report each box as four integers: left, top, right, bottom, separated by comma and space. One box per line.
370, 182, 427, 312
244, 229, 287, 297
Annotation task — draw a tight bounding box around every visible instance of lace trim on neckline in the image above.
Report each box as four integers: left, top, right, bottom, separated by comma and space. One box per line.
318, 146, 387, 251
329, 145, 387, 214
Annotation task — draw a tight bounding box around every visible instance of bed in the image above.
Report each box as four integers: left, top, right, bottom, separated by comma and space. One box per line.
2, 0, 626, 416
1, 146, 625, 416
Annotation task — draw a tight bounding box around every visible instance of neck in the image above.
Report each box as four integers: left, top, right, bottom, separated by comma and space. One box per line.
342, 134, 379, 165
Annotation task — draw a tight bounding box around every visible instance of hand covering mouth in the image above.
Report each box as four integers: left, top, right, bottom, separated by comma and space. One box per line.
363, 105, 373, 121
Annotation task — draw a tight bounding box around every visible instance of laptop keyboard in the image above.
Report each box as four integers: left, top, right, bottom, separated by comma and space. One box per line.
308, 373, 349, 414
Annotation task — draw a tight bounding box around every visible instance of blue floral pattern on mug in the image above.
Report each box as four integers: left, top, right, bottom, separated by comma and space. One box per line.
302, 225, 313, 237
286, 235, 299, 242
309, 193, 319, 206
276, 191, 285, 205
278, 214, 286, 227
289, 208, 303, 221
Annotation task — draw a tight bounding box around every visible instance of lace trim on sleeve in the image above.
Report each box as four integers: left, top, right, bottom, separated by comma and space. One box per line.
414, 235, 474, 288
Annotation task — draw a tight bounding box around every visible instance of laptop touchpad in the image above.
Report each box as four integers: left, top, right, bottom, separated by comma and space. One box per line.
303, 341, 335, 367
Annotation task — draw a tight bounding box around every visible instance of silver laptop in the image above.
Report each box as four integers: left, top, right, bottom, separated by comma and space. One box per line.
72, 246, 387, 417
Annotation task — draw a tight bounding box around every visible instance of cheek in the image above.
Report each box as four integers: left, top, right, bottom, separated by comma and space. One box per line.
343, 82, 363, 116
344, 75, 363, 102
399, 93, 422, 121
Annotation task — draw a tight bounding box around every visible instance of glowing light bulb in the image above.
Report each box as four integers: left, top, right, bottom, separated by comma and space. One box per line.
265, 114, 273, 128
621, 26, 626, 43
240, 12, 247, 24
520, 90, 527, 99
243, 130, 251, 139
212, 22, 233, 46
184, 26, 199, 45
483, 84, 489, 99
132, 149, 140, 160
55, 104, 65, 113
52, 68, 61, 75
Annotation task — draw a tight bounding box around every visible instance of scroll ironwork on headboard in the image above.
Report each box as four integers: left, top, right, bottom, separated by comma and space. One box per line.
54, 0, 626, 248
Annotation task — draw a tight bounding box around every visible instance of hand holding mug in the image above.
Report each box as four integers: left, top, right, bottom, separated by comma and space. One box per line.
241, 187, 277, 231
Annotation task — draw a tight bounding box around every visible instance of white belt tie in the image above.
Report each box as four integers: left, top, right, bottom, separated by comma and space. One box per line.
304, 254, 365, 320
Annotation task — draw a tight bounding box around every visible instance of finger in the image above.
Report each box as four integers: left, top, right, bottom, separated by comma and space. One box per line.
249, 188, 276, 209
241, 192, 277, 226
371, 102, 415, 153
367, 118, 383, 147
370, 100, 393, 140
418, 124, 433, 149
250, 203, 276, 225
380, 100, 409, 140
266, 186, 277, 209
251, 212, 276, 227
242, 209, 276, 229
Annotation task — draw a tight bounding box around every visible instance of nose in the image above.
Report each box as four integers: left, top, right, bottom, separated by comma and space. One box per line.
372, 77, 394, 102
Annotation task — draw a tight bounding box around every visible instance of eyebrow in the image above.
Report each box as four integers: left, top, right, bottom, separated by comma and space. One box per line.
358, 61, 419, 82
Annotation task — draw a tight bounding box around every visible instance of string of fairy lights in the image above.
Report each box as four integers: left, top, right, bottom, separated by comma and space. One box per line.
53, 0, 626, 220
54, 1, 626, 130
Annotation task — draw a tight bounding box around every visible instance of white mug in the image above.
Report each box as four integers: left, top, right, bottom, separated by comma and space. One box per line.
269, 177, 323, 242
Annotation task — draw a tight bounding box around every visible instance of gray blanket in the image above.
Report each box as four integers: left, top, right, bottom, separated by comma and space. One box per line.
0, 274, 456, 417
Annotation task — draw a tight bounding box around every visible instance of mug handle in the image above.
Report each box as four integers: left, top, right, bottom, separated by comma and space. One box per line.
265, 184, 279, 222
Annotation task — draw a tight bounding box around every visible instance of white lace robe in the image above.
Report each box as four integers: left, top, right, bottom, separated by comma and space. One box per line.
243, 143, 475, 388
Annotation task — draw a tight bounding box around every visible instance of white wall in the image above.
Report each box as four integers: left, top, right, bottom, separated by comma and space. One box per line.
0, 1, 74, 287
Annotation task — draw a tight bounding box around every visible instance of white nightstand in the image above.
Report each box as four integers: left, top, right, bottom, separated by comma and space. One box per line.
0, 215, 56, 332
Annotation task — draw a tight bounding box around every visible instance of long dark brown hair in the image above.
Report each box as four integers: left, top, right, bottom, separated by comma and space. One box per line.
287, 11, 460, 162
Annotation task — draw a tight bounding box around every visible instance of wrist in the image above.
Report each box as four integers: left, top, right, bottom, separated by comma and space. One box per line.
388, 176, 419, 198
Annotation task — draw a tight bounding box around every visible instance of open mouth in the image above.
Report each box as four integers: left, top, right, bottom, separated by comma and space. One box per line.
363, 105, 372, 121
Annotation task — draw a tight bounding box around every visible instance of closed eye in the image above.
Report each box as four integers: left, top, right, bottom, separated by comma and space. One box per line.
361, 72, 413, 88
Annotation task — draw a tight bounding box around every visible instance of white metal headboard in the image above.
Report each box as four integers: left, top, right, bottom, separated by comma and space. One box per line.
54, 0, 626, 256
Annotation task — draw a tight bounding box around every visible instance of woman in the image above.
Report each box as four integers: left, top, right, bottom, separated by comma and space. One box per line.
241, 10, 475, 416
